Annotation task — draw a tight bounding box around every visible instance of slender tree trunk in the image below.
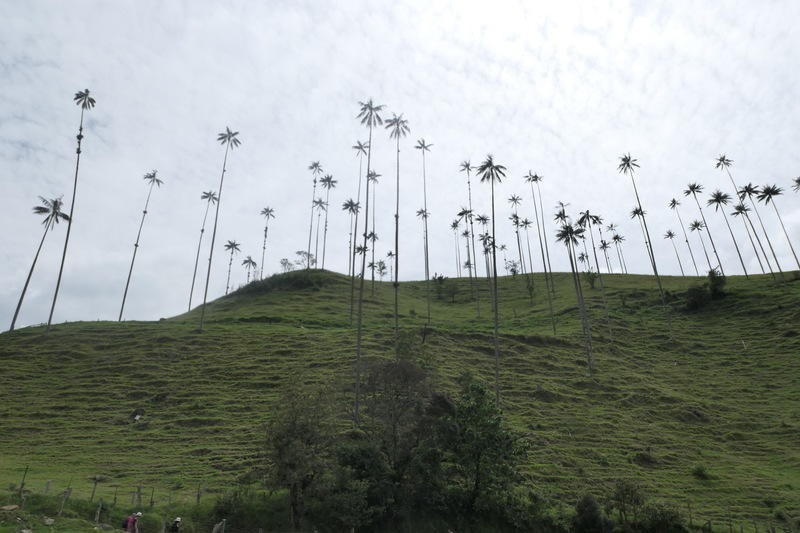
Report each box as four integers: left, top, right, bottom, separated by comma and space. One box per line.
619, 242, 628, 273
738, 213, 765, 274
189, 200, 213, 311
670, 239, 685, 276
744, 206, 773, 275
535, 182, 555, 296
490, 181, 501, 407
354, 126, 374, 427
724, 167, 767, 273
770, 201, 800, 270
454, 230, 461, 276
262, 220, 270, 279
199, 143, 231, 331
466, 171, 481, 316
347, 214, 354, 277
587, 220, 612, 338
524, 227, 535, 296
696, 231, 712, 270
350, 155, 364, 323
119, 182, 155, 321
567, 240, 593, 375
691, 194, 724, 275
314, 210, 322, 267
322, 188, 331, 269
719, 209, 748, 277
529, 182, 555, 334
393, 137, 401, 358
306, 177, 317, 270
48, 107, 85, 331
11, 226, 50, 331
749, 195, 782, 275
673, 207, 699, 276
225, 251, 234, 295
421, 151, 431, 325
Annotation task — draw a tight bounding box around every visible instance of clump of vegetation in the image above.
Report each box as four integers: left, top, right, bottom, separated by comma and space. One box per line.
572, 494, 613, 532
583, 269, 599, 289
685, 269, 726, 310
691, 464, 711, 480
233, 270, 329, 296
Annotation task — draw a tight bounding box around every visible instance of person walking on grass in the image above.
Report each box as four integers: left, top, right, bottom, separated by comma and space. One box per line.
123, 511, 142, 532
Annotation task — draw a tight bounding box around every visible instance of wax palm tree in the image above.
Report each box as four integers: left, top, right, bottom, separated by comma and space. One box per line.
716, 154, 767, 270
319, 174, 337, 269
524, 172, 554, 294
577, 252, 589, 271
476, 154, 506, 406
188, 191, 218, 311
259, 207, 275, 280
556, 223, 594, 375
367, 170, 381, 286
386, 251, 394, 280
629, 207, 651, 264
739, 183, 782, 274
242, 256, 257, 284
313, 198, 326, 265
10, 197, 70, 331
792, 177, 800, 193
353, 98, 384, 426
367, 230, 379, 294
689, 221, 712, 270
663, 230, 684, 276
415, 138, 433, 324
612, 232, 628, 274
119, 170, 164, 321
577, 210, 611, 336
451, 219, 462, 276
618, 154, 667, 308
758, 185, 799, 269
224, 240, 241, 294
599, 240, 613, 273
416, 209, 430, 286
520, 218, 536, 282
684, 183, 724, 275
199, 127, 241, 330
508, 195, 526, 274
47, 89, 96, 330
731, 202, 768, 275
385, 113, 410, 350
668, 199, 699, 276
530, 173, 554, 294
461, 228, 473, 278
350, 141, 369, 320
707, 190, 748, 277
342, 199, 359, 277
305, 161, 323, 269
476, 215, 491, 276
461, 161, 481, 314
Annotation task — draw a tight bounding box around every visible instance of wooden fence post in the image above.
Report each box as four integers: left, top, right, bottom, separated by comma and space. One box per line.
149, 487, 155, 508
18, 465, 29, 502
90, 476, 100, 502
95, 500, 103, 525
58, 488, 72, 517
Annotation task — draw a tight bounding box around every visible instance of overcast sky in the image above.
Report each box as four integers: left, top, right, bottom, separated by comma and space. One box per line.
2, 0, 799, 329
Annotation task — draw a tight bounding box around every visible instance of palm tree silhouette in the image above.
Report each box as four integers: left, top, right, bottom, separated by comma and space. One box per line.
312, 198, 326, 266
415, 138, 433, 324
367, 230, 379, 295
508, 195, 526, 274
757, 185, 799, 270
342, 199, 359, 277
387, 251, 394, 280
10, 197, 70, 331
367, 170, 381, 287
259, 207, 275, 280
684, 183, 724, 275
188, 191, 218, 311
319, 175, 337, 269
618, 154, 667, 309
47, 89, 96, 331
461, 161, 481, 314
199, 127, 241, 330
451, 219, 462, 277
119, 170, 164, 322
731, 202, 768, 275
792, 177, 800, 193
739, 183, 782, 275
668, 199, 700, 276
707, 190, 748, 277
224, 240, 241, 295
611, 232, 628, 274
349, 141, 369, 321
556, 223, 594, 375
353, 98, 384, 426
663, 230, 684, 277
306, 161, 323, 270
577, 210, 611, 336
242, 256, 257, 284
476, 154, 506, 406
461, 228, 473, 278
599, 240, 613, 273
385, 113, 410, 351
716, 155, 768, 271
528, 173, 555, 296
689, 221, 713, 271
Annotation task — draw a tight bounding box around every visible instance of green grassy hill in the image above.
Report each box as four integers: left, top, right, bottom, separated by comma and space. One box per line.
1, 269, 799, 527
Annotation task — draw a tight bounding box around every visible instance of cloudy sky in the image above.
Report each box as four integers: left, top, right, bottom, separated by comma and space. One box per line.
2, 0, 799, 329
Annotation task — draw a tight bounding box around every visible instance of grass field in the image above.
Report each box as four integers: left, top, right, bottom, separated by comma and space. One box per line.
1, 268, 799, 530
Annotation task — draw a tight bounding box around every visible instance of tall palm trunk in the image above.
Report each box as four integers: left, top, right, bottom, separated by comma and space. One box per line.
724, 168, 767, 273
354, 126, 374, 427
690, 193, 724, 275
322, 189, 331, 269
10, 225, 50, 331
314, 207, 322, 267
739, 213, 766, 274
47, 107, 86, 330
617, 241, 628, 273
225, 250, 234, 294
535, 182, 555, 296
669, 239, 684, 276
696, 231, 712, 270
453, 229, 461, 276
259, 219, 270, 280
393, 137, 401, 358
529, 182, 556, 334
347, 213, 354, 277
567, 239, 593, 375
306, 178, 318, 270
598, 227, 613, 273
199, 143, 231, 331
747, 194, 782, 275
673, 207, 699, 276
769, 201, 800, 270
587, 220, 612, 337
189, 200, 213, 311
350, 155, 365, 323
465, 173, 480, 316
719, 209, 748, 277
489, 181, 501, 406
119, 182, 156, 321
421, 151, 431, 325
524, 227, 535, 292
744, 205, 773, 275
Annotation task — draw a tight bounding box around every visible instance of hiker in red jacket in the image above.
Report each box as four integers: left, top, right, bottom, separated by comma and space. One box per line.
124, 511, 142, 532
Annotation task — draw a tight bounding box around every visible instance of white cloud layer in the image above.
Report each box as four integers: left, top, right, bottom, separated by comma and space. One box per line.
1, 0, 799, 329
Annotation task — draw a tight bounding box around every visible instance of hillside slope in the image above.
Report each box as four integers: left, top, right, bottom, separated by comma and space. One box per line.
1, 269, 799, 525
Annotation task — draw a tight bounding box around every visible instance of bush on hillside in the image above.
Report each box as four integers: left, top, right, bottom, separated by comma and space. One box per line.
636, 501, 686, 533
685, 284, 710, 310
233, 270, 328, 296
572, 494, 613, 533
708, 268, 726, 299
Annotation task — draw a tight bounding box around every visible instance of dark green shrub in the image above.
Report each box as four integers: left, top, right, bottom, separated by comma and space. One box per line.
637, 501, 686, 532
572, 494, 613, 533
708, 268, 726, 299
691, 464, 711, 480
685, 284, 710, 310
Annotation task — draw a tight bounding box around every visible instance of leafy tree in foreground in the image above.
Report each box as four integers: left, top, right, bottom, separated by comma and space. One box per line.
10, 197, 70, 331
47, 88, 96, 331
188, 191, 218, 311
476, 154, 506, 405
757, 184, 800, 270
119, 170, 164, 321
259, 206, 275, 280
199, 127, 241, 330
223, 240, 241, 294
